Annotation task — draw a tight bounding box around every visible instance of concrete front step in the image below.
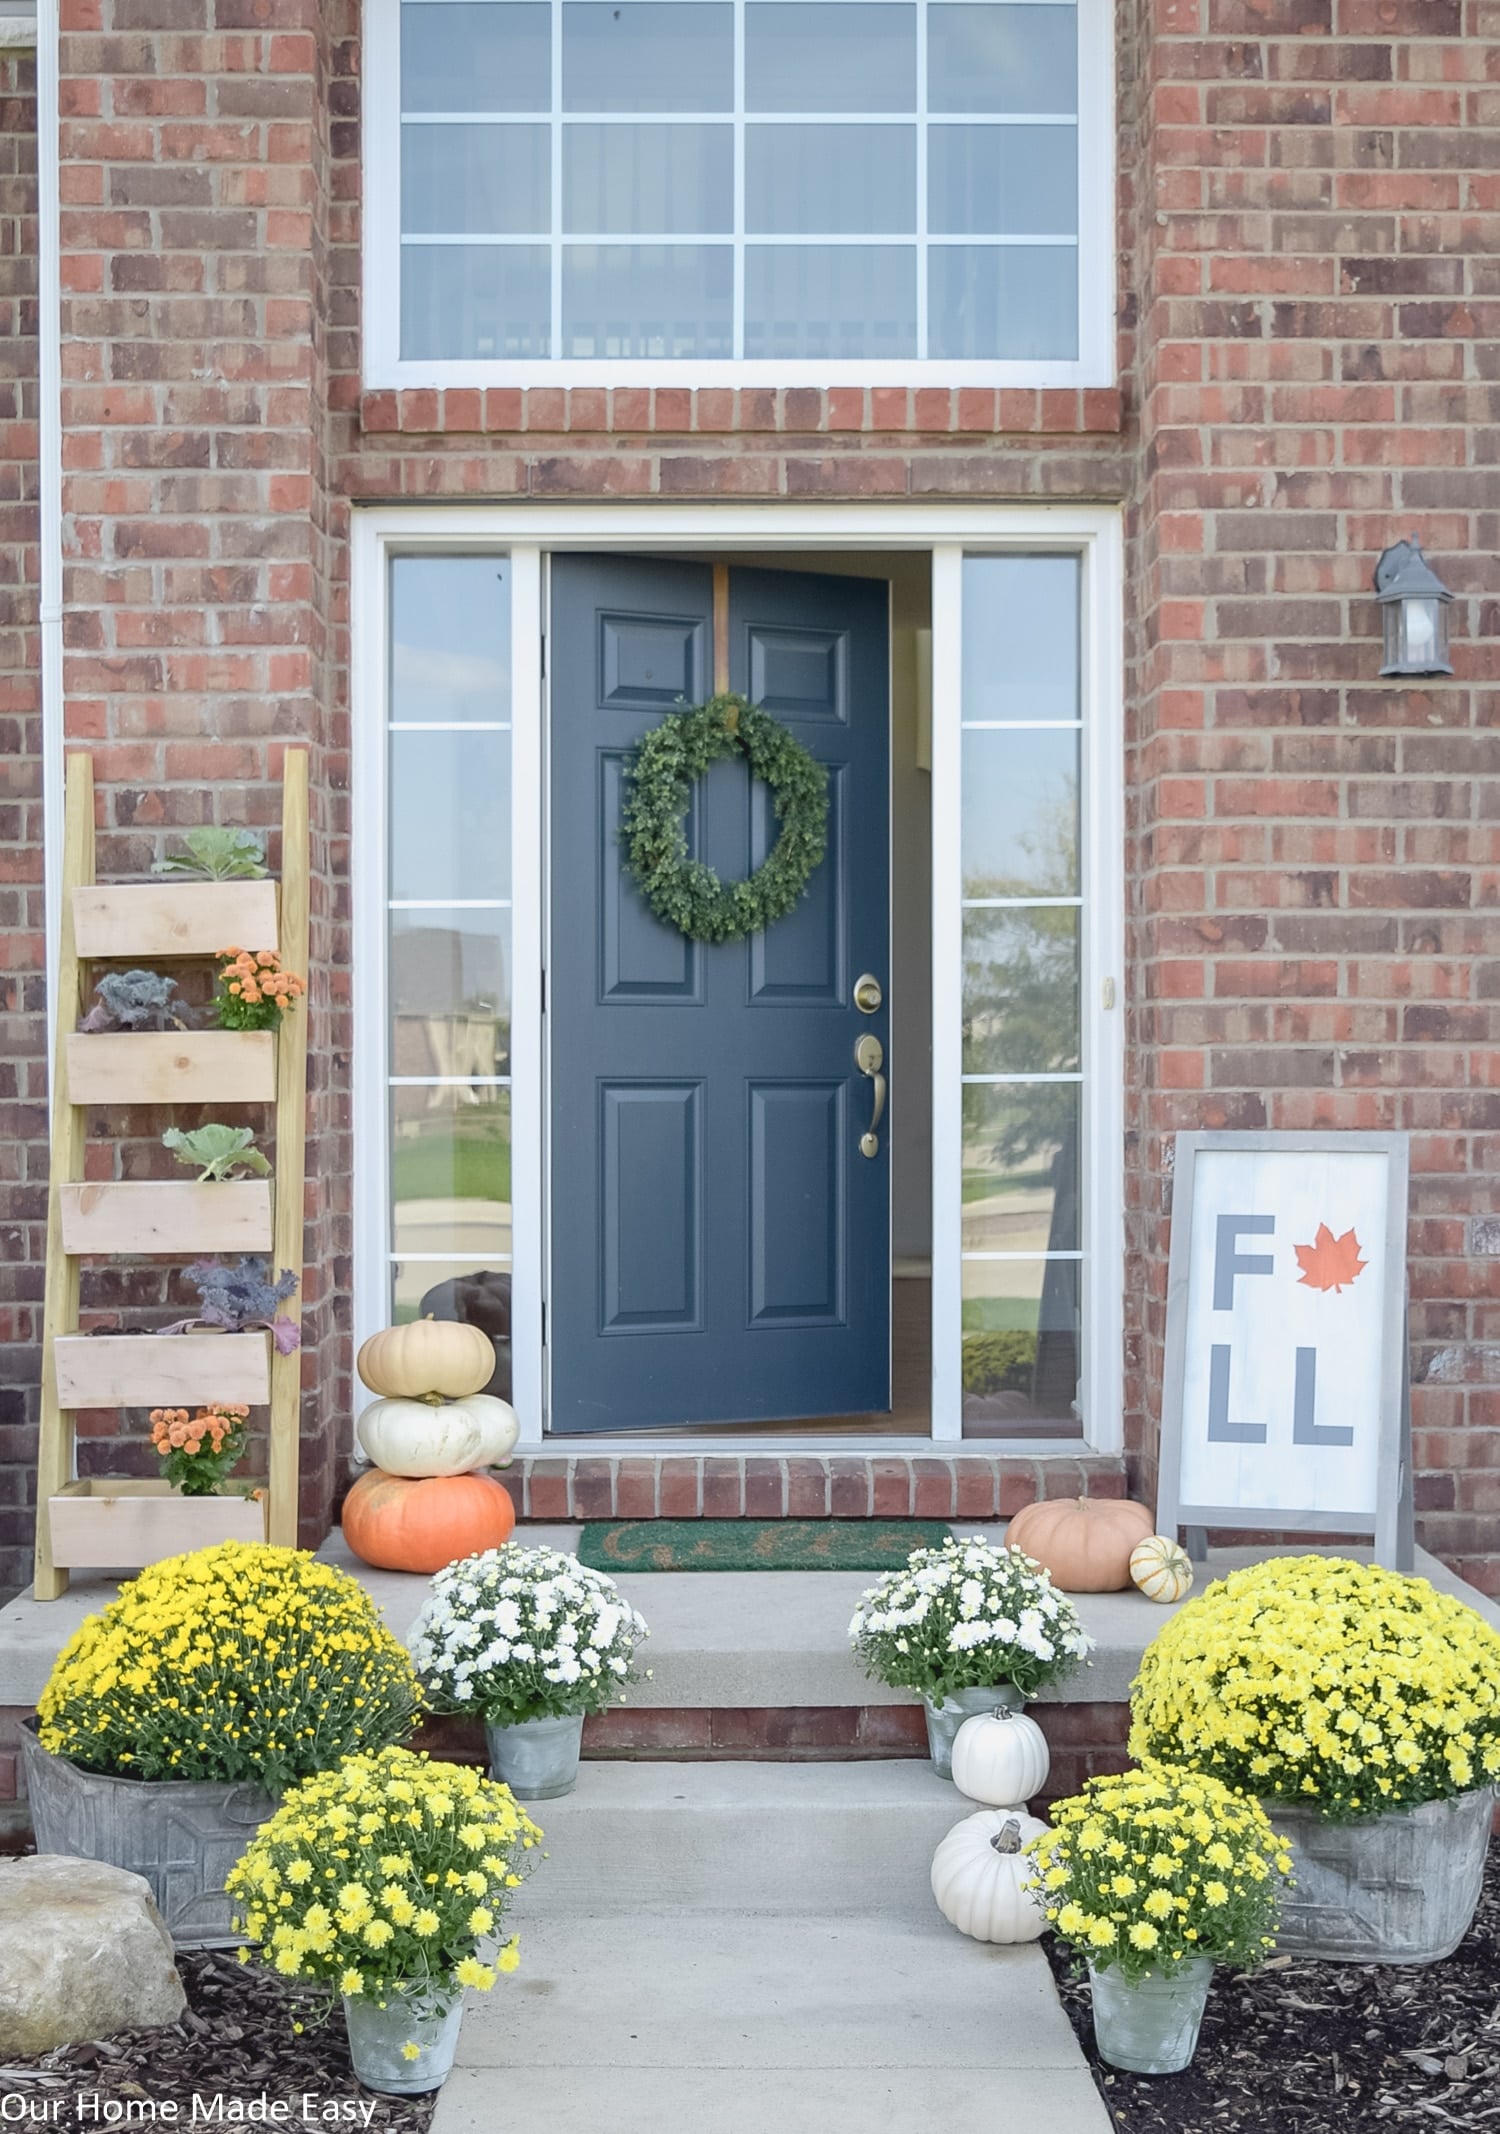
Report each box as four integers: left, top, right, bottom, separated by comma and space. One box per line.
509, 1760, 977, 1917
432, 1909, 1112, 2134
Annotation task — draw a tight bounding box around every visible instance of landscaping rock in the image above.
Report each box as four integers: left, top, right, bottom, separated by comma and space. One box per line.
0, 1854, 186, 2055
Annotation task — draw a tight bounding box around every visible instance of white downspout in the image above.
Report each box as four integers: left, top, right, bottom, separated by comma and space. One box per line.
37, 0, 62, 1067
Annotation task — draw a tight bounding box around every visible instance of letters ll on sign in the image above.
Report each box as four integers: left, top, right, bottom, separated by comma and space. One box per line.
1157, 1131, 1411, 1570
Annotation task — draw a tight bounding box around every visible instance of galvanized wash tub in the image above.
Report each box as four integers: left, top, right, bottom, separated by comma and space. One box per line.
20, 1720, 275, 1948
1267, 1787, 1495, 1964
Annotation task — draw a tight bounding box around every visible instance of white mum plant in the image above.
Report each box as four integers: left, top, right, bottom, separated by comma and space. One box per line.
849, 1536, 1092, 1702
408, 1543, 650, 1727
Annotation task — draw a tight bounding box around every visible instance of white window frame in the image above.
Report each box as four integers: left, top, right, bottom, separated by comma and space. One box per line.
351, 502, 1123, 1454
363, 0, 1116, 390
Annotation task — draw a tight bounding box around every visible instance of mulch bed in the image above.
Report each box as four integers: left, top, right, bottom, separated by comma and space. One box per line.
1045, 1840, 1500, 2131
1, 1953, 439, 2128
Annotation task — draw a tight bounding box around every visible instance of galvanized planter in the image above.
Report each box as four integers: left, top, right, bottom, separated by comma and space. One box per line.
343, 1985, 464, 2095
1088, 1957, 1214, 2075
20, 1720, 275, 1948
485, 1712, 586, 1800
1267, 1787, 1494, 1964
920, 1682, 1025, 1779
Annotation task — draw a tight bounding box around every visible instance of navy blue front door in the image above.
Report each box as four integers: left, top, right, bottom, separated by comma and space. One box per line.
548, 556, 891, 1432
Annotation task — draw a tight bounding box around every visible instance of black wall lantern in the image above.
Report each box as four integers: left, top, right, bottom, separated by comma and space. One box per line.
1374, 536, 1454, 678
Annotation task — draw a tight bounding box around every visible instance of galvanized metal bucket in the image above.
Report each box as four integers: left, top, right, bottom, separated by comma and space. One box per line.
485, 1712, 586, 1799
20, 1720, 275, 1948
1267, 1786, 1495, 1964
921, 1682, 1025, 1780
1088, 1956, 1214, 2075
343, 1984, 464, 2094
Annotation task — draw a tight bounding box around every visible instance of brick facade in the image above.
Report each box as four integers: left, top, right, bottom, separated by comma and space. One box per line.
0, 0, 1496, 1595
0, 46, 41, 1598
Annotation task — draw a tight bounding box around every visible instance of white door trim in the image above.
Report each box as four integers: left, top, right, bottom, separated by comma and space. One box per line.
351, 502, 1124, 1456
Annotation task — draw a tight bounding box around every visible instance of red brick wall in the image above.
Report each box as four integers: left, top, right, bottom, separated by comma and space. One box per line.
0, 48, 41, 1600
0, 0, 1495, 1592
1121, 0, 1500, 1594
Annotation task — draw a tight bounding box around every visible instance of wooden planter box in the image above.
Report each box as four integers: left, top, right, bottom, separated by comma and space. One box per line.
60, 1180, 274, 1256
53, 1331, 272, 1408
71, 881, 279, 961
47, 1480, 268, 1572
65, 1031, 276, 1106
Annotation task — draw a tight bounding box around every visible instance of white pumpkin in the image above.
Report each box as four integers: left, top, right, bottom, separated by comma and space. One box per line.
931, 1809, 1050, 1944
356, 1394, 519, 1479
1129, 1534, 1195, 1605
951, 1706, 1051, 1809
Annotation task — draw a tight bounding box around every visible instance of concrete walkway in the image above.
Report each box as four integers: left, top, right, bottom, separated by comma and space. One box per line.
430, 1762, 1112, 2134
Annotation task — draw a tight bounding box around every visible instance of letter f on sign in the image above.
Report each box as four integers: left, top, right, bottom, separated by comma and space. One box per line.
1213, 1213, 1275, 1309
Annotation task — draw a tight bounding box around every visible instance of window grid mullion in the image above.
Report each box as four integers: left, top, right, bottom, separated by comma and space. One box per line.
549, 0, 563, 357
916, 0, 928, 360
733, 0, 745, 359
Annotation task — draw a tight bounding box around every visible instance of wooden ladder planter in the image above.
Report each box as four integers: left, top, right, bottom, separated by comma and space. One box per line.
34, 751, 310, 1596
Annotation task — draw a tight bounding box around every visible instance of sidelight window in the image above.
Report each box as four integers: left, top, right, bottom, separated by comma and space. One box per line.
381, 555, 514, 1328
367, 0, 1112, 382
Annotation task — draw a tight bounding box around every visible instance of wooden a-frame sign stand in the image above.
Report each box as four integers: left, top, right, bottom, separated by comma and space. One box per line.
33, 751, 309, 1599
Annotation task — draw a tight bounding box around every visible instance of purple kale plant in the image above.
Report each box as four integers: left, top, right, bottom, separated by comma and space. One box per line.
163, 1256, 301, 1354
79, 968, 194, 1033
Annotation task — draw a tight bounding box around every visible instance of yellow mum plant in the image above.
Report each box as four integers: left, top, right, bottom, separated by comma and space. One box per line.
227, 1747, 541, 2007
1130, 1555, 1500, 1822
1030, 1764, 1290, 1982
38, 1542, 421, 1791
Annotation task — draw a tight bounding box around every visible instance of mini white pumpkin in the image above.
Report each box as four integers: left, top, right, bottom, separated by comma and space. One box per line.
356, 1394, 519, 1479
951, 1705, 1051, 1809
931, 1809, 1049, 1944
1129, 1534, 1195, 1605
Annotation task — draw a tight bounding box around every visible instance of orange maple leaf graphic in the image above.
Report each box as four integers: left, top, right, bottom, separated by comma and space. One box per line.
1294, 1223, 1367, 1294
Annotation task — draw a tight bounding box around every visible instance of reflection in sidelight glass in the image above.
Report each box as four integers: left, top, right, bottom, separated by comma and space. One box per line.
961, 1082, 1080, 1257
384, 556, 514, 1329
961, 725, 1078, 896
961, 555, 1080, 722
960, 1257, 1081, 1434
390, 911, 511, 1080
960, 552, 1085, 1440
390, 555, 512, 725
962, 906, 1079, 1076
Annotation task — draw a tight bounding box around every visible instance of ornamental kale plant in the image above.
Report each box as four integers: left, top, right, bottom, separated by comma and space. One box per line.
153, 826, 268, 880
849, 1536, 1093, 1702
79, 968, 193, 1033
162, 1124, 271, 1183
163, 1256, 301, 1354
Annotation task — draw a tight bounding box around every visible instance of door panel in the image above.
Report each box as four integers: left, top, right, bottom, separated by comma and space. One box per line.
549, 554, 890, 1430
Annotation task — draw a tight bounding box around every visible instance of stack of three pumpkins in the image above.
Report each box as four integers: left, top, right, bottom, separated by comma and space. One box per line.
343, 1316, 519, 1573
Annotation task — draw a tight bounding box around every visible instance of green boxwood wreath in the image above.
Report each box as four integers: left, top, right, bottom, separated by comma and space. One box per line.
621, 692, 829, 945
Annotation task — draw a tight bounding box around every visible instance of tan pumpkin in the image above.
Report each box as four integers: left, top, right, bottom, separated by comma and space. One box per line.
1006, 1495, 1156, 1593
356, 1394, 519, 1479
356, 1315, 495, 1401
342, 1468, 516, 1574
1129, 1534, 1195, 1605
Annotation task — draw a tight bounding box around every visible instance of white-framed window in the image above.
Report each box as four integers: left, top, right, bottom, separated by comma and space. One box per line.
364, 0, 1115, 387
352, 506, 1121, 1451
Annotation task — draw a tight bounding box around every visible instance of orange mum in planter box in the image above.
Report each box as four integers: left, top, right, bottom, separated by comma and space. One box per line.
343, 1469, 516, 1574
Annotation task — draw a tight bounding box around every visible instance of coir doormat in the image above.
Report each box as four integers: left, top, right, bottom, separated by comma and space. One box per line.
576, 1518, 951, 1572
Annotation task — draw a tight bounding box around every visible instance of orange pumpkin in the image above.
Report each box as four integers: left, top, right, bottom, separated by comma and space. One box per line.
1005, 1496, 1156, 1593
342, 1468, 516, 1574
